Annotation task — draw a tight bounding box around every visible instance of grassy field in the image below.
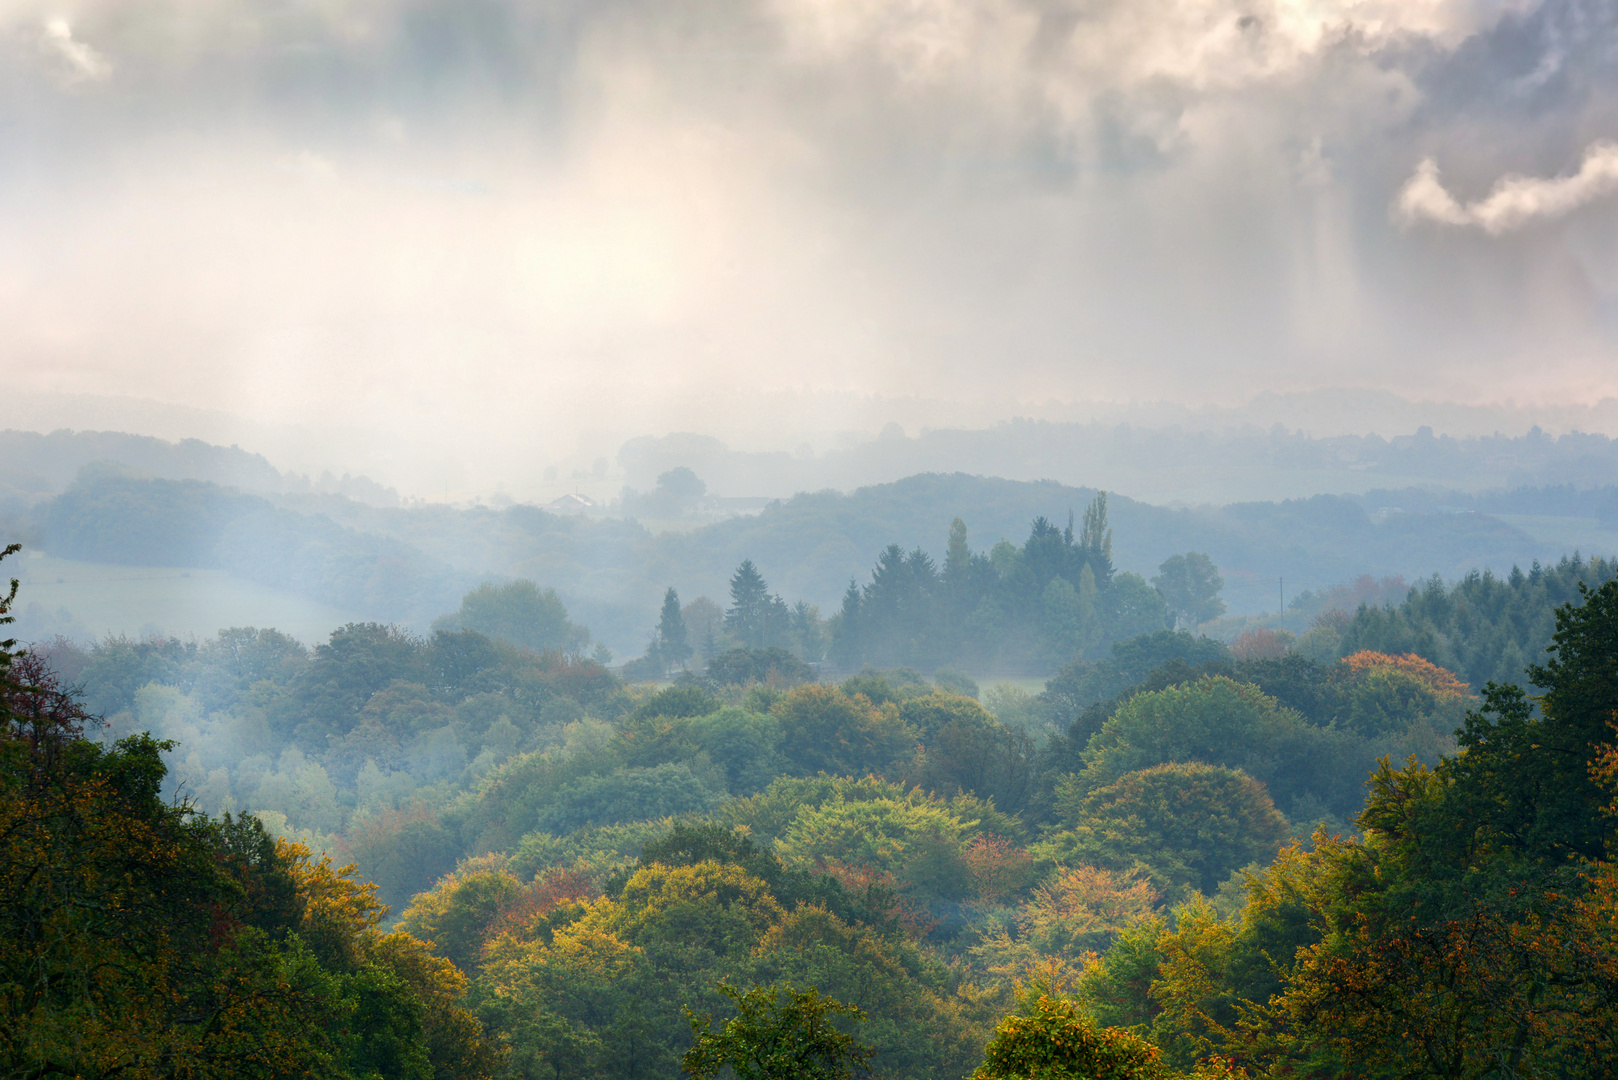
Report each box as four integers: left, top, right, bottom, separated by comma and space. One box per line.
9, 550, 365, 647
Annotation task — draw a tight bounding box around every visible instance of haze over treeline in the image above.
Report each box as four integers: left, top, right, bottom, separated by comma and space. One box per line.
10, 3, 1618, 1075
2, 426, 1615, 661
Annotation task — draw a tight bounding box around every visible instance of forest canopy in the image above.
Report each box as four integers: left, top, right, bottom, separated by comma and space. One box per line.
9, 528, 1618, 1080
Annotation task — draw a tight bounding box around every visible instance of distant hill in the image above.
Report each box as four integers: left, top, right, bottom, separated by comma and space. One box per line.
37, 471, 465, 627
0, 430, 283, 501
13, 427, 1617, 656
0, 429, 402, 524
619, 421, 1618, 506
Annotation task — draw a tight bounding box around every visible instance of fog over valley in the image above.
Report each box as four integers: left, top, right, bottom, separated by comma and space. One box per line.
7, 3, 1618, 1079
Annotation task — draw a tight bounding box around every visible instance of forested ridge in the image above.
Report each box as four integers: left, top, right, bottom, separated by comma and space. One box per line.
15, 462, 1594, 654
7, 533, 1618, 1078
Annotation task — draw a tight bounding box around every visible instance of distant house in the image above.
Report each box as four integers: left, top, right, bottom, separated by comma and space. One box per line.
544, 493, 598, 515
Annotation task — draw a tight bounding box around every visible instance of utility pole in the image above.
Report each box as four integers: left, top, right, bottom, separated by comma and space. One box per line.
1279, 577, 1284, 615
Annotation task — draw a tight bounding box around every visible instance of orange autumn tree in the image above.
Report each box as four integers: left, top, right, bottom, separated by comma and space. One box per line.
1340, 650, 1471, 698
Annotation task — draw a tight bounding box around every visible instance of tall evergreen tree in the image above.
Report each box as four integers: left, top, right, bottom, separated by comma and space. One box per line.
656, 587, 692, 672
763, 594, 793, 650
860, 545, 939, 668
726, 560, 771, 649
790, 601, 824, 662
1442, 576, 1618, 862
830, 580, 862, 669
1021, 516, 1073, 599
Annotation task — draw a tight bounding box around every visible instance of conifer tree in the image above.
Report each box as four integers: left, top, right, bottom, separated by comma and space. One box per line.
656, 587, 692, 672
726, 560, 771, 648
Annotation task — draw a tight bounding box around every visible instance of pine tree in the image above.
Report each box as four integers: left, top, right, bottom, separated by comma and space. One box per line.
726, 560, 771, 649
656, 587, 692, 672
830, 580, 862, 669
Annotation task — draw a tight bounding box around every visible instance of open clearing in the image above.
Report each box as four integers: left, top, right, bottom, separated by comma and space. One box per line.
10, 550, 364, 646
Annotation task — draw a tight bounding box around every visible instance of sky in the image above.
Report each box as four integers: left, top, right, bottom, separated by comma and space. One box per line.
3, 0, 1618, 493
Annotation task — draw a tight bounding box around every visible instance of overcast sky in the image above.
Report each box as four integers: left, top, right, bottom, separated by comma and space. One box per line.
3, 0, 1618, 489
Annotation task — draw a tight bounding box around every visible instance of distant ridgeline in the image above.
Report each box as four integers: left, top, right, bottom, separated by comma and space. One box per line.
13, 427, 1618, 655
0, 427, 400, 506
620, 420, 1618, 501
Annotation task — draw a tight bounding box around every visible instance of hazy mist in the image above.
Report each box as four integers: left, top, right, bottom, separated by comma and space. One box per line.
5, 0, 1618, 495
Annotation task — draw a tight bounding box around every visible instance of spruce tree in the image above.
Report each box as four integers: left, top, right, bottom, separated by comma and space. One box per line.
656, 587, 692, 671
726, 559, 771, 648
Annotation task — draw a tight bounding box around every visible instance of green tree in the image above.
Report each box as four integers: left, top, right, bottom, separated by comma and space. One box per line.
1138, 580, 1618, 1079
0, 633, 498, 1080
945, 518, 972, 582
830, 580, 863, 668
683, 596, 727, 664
1336, 555, 1618, 690
1043, 762, 1290, 899
707, 647, 815, 688
1153, 554, 1226, 629
438, 580, 587, 655
901, 692, 1038, 815
972, 994, 1168, 1080
539, 762, 725, 833
1104, 572, 1172, 640
1079, 491, 1115, 586
1076, 674, 1364, 815
658, 466, 706, 501
349, 806, 462, 912
1042, 569, 1101, 662
656, 587, 693, 672
727, 560, 772, 649
684, 983, 875, 1080
1444, 576, 1618, 862
772, 684, 913, 777
790, 600, 826, 662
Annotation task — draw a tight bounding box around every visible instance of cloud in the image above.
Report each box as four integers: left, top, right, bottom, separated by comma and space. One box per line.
1398, 141, 1618, 234
36, 18, 110, 84
1, 0, 1618, 492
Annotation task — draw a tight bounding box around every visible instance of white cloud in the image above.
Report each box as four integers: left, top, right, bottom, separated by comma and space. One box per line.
1397, 141, 1618, 234
37, 18, 110, 84
0, 0, 1615, 490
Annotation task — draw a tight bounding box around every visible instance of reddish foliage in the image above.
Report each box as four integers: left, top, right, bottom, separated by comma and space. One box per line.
962, 835, 1036, 903
813, 858, 939, 938
535, 653, 620, 708
489, 866, 600, 937
1229, 628, 1292, 661
2, 652, 98, 753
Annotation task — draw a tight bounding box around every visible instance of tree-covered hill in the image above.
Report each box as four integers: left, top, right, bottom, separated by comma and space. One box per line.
22, 551, 1618, 1079
28, 463, 1584, 657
